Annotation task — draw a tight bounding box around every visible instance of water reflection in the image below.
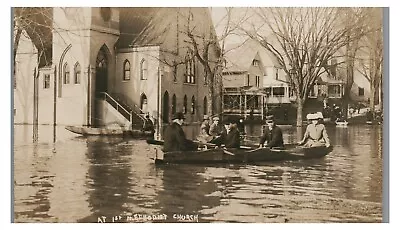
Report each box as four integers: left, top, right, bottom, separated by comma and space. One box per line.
13, 124, 383, 223
13, 144, 56, 222
78, 136, 133, 222
156, 165, 221, 222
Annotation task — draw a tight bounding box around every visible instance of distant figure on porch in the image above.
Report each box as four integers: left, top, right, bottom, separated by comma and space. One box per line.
298, 113, 330, 148
259, 116, 284, 149
142, 113, 155, 136
163, 112, 198, 152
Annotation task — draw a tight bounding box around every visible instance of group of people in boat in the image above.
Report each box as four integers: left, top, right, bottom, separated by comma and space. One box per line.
161, 111, 330, 152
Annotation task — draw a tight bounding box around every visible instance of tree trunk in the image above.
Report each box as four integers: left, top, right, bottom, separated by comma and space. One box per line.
370, 78, 376, 116
343, 57, 355, 119
207, 70, 215, 116
296, 97, 304, 127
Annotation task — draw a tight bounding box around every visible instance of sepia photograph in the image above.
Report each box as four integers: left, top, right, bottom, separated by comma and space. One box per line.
11, 3, 388, 223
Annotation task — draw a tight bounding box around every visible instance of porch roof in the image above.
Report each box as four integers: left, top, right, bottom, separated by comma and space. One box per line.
263, 78, 289, 87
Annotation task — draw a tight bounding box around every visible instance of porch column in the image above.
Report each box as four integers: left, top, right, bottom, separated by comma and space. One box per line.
261, 95, 264, 119
240, 94, 243, 116
244, 94, 247, 119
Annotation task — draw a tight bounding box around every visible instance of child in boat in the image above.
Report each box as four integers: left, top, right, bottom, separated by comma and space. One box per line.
298, 113, 330, 148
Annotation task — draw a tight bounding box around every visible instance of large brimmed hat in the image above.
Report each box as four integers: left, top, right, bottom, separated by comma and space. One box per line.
212, 116, 220, 121
316, 112, 323, 119
265, 115, 274, 123
306, 113, 318, 120
222, 117, 232, 125
172, 112, 185, 120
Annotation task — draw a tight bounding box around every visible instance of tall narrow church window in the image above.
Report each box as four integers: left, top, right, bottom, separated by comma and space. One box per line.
63, 63, 70, 84
172, 94, 177, 114
140, 93, 147, 112
123, 60, 130, 80
183, 95, 188, 114
74, 62, 81, 84
140, 59, 147, 80
191, 96, 196, 114
43, 74, 50, 89
184, 50, 196, 84
203, 97, 208, 115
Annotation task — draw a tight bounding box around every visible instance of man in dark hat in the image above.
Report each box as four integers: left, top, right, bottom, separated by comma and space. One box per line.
259, 116, 284, 149
163, 112, 198, 152
217, 117, 241, 149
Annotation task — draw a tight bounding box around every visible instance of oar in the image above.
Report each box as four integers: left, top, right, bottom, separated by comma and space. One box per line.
146, 139, 217, 148
222, 149, 235, 155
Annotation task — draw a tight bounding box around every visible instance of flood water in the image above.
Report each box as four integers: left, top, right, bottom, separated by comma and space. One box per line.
13, 124, 383, 223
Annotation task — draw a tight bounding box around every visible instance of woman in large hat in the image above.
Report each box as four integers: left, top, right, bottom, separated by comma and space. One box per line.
298, 113, 330, 147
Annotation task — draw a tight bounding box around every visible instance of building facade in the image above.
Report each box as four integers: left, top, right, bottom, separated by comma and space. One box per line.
13, 7, 221, 137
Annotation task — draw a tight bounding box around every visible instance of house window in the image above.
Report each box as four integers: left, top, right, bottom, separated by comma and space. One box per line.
123, 60, 130, 80
255, 76, 260, 87
252, 59, 259, 66
358, 87, 364, 96
43, 74, 50, 89
172, 94, 177, 114
273, 87, 285, 97
74, 62, 81, 84
309, 86, 316, 97
184, 51, 196, 84
275, 69, 279, 79
191, 96, 196, 114
183, 95, 188, 114
246, 74, 250, 86
140, 59, 147, 80
63, 63, 70, 84
140, 93, 147, 112
328, 85, 341, 97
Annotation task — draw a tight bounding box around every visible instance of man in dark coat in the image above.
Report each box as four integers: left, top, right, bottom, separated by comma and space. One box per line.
259, 117, 284, 149
163, 112, 198, 152
142, 114, 155, 132
219, 117, 241, 149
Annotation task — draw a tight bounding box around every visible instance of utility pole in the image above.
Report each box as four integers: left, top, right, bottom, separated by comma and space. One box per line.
33, 67, 39, 142
53, 65, 57, 143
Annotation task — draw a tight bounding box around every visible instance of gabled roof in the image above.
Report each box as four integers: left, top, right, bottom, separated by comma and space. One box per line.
116, 7, 169, 49
223, 39, 282, 73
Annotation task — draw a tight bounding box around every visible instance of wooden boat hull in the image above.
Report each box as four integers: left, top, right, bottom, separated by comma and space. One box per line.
65, 126, 154, 138
150, 143, 333, 164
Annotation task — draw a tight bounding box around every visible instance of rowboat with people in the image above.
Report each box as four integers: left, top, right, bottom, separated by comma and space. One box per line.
146, 139, 333, 164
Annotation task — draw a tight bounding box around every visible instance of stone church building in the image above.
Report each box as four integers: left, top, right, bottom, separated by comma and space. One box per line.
13, 7, 222, 137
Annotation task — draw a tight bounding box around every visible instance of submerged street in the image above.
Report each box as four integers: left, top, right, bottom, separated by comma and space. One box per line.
13, 124, 383, 223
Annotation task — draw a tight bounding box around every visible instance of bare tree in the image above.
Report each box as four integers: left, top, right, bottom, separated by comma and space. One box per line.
243, 7, 366, 126
180, 7, 249, 116
356, 8, 383, 115
340, 8, 372, 118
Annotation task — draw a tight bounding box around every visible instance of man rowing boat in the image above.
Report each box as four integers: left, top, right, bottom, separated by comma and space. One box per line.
259, 116, 284, 149
163, 112, 198, 152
